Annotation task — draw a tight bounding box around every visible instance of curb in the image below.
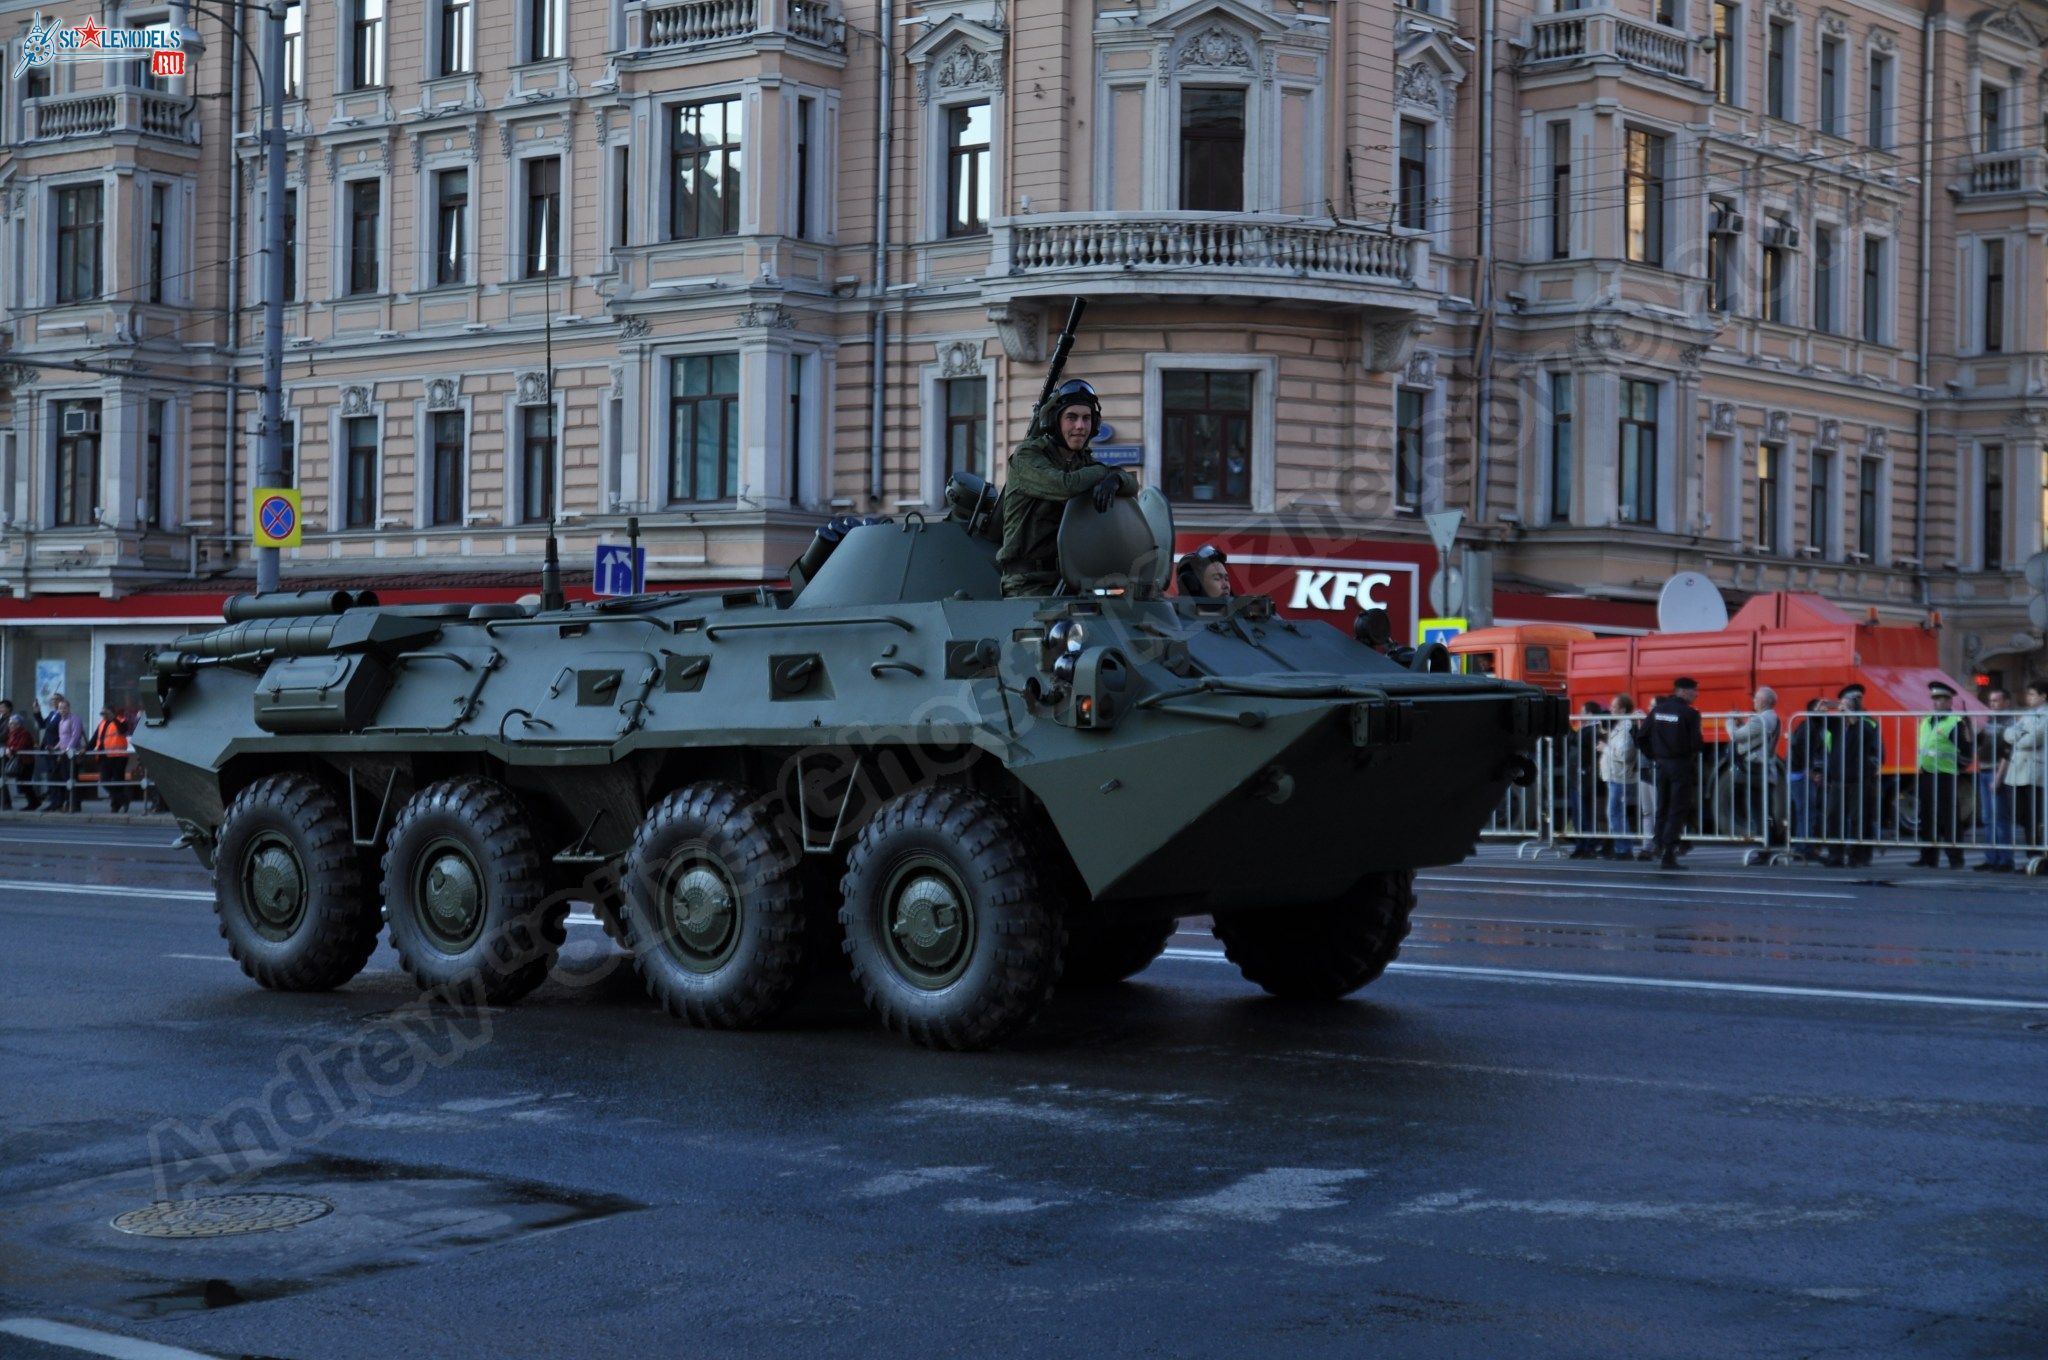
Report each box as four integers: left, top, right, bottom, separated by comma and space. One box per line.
0, 810, 174, 827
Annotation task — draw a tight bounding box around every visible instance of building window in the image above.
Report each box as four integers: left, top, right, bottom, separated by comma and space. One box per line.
55, 184, 103, 304
1982, 238, 2005, 354
143, 400, 166, 528
147, 183, 169, 304
282, 188, 299, 302
1761, 219, 1792, 324
1979, 84, 2004, 153
1394, 388, 1425, 515
343, 416, 376, 528
668, 353, 739, 502
612, 145, 632, 256
1766, 19, 1790, 119
1712, 1, 1737, 104
1707, 203, 1736, 313
282, 1, 303, 98
1867, 52, 1892, 150
278, 418, 296, 488
795, 97, 815, 240
1860, 234, 1886, 344
1625, 129, 1666, 267
1161, 370, 1253, 506
1548, 122, 1571, 259
1757, 444, 1782, 553
946, 102, 991, 238
1856, 455, 1880, 558
1398, 119, 1431, 232
1656, 0, 1679, 27
519, 405, 555, 523
428, 410, 463, 526
670, 97, 741, 240
1548, 373, 1573, 522
52, 401, 100, 528
524, 156, 561, 279
1180, 88, 1246, 213
434, 169, 467, 287
528, 0, 564, 62
1818, 37, 1843, 136
1618, 379, 1658, 525
943, 377, 988, 483
787, 353, 807, 503
350, 0, 384, 89
1981, 446, 2004, 571
347, 180, 381, 295
439, 0, 472, 75
1812, 224, 1836, 333
1808, 448, 1833, 556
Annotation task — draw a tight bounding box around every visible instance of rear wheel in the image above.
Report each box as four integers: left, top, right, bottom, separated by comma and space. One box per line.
1210, 871, 1415, 1001
213, 773, 380, 991
621, 781, 810, 1028
382, 777, 562, 1003
840, 786, 1063, 1050
1062, 915, 1176, 986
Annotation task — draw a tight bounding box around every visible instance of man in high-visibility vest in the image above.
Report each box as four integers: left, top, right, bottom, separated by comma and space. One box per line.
1914, 681, 1973, 868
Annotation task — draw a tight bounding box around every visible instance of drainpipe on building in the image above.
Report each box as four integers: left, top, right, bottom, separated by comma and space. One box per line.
1468, 0, 1498, 627
868, 0, 894, 505
221, 2, 243, 575
1913, 4, 1938, 606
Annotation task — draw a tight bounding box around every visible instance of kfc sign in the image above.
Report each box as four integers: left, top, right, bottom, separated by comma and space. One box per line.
1286, 569, 1396, 613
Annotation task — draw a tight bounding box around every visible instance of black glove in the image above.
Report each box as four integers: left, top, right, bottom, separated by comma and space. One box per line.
1092, 471, 1123, 513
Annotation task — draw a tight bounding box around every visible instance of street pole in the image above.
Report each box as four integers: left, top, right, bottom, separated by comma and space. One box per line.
256, 0, 285, 594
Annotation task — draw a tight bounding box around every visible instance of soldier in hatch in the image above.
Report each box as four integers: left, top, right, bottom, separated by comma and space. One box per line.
998, 380, 1137, 597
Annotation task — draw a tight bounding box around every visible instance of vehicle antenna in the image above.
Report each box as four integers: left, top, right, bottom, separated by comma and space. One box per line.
539, 272, 564, 611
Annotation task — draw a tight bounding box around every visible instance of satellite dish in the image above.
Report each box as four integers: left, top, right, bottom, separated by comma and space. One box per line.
1657, 571, 1729, 634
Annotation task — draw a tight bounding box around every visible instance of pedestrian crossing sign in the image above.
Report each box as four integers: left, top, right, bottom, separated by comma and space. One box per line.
1416, 616, 1467, 648
252, 487, 302, 549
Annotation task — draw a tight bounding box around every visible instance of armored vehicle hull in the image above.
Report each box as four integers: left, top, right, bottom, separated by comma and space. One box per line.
136, 503, 1563, 1049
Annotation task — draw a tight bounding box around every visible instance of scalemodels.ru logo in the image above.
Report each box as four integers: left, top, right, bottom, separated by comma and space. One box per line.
11, 12, 187, 82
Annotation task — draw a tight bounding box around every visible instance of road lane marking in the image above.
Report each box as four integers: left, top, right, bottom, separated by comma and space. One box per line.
1420, 874, 1857, 900
1158, 948, 2048, 1011
165, 953, 234, 963
0, 1318, 223, 1360
0, 880, 213, 903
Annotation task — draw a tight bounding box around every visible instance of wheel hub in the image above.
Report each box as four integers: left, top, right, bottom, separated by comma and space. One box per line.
415, 839, 485, 951
242, 832, 306, 940
883, 862, 972, 988
661, 854, 740, 971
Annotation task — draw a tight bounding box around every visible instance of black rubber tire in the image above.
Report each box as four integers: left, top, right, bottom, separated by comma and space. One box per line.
1210, 871, 1416, 1001
621, 781, 810, 1028
1062, 915, 1176, 987
212, 772, 381, 991
381, 777, 563, 1003
839, 786, 1064, 1050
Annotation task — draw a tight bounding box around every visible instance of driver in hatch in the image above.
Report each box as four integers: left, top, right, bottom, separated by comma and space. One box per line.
998, 380, 1138, 597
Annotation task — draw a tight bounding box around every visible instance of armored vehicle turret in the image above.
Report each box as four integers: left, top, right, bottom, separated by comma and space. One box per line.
135, 485, 1564, 1049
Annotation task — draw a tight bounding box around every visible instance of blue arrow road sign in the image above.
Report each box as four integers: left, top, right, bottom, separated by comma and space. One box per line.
593, 543, 645, 597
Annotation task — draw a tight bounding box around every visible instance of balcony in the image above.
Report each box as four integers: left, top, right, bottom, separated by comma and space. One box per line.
1956, 148, 2048, 200
24, 89, 198, 145
987, 213, 1431, 310
1521, 10, 1694, 83
626, 0, 847, 56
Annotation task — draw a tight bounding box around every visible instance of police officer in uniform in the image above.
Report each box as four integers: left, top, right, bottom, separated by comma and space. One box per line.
997, 380, 1136, 597
1913, 681, 1972, 868
1645, 676, 1704, 869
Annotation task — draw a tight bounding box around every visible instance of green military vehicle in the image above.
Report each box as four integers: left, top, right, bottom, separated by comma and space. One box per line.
134, 480, 1561, 1049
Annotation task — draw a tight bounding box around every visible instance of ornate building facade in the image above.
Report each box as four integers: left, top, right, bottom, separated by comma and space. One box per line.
0, 0, 2042, 712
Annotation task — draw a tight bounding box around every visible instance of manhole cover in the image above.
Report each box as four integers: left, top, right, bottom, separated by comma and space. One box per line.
110, 1193, 334, 1239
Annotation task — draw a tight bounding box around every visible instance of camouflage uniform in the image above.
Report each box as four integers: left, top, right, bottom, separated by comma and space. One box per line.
997, 432, 1122, 597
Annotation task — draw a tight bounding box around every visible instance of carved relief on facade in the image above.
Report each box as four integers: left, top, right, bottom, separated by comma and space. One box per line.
1175, 25, 1255, 73
938, 340, 985, 378
340, 385, 374, 417
1395, 63, 1442, 112
737, 303, 797, 330
1765, 410, 1790, 441
920, 42, 1004, 104
515, 371, 552, 406
1403, 350, 1439, 389
1711, 403, 1738, 436
426, 378, 460, 411
988, 304, 1044, 363
1818, 419, 1841, 448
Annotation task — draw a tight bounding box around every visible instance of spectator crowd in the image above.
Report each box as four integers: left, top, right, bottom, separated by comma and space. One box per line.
0, 695, 154, 813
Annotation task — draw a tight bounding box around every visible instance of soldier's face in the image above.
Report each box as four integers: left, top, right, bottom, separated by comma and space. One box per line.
1199, 561, 1230, 598
1058, 408, 1093, 451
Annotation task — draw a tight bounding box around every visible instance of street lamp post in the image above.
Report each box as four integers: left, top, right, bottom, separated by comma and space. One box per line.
181, 0, 286, 594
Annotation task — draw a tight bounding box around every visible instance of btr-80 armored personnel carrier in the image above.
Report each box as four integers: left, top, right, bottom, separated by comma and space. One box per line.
134, 483, 1564, 1049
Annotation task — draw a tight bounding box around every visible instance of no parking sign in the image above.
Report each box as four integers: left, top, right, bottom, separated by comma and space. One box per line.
252, 487, 302, 548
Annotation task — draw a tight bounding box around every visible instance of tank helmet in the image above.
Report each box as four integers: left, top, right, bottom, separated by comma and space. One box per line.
1035, 379, 1102, 440
1175, 543, 1228, 598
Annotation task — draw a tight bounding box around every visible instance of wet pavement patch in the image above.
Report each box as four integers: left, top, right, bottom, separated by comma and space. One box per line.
0, 1152, 640, 1319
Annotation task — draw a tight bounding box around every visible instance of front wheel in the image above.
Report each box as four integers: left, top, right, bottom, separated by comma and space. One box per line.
840, 786, 1064, 1050
1210, 871, 1416, 1001
213, 773, 381, 991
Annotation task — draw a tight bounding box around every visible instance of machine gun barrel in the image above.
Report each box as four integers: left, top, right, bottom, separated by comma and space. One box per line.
1033, 298, 1088, 424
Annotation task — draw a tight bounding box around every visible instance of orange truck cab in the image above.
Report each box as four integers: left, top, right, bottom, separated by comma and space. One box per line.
1447, 625, 1592, 694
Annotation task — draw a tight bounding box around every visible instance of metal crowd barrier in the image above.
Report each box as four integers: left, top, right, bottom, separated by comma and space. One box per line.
0, 744, 162, 814
1485, 709, 2048, 875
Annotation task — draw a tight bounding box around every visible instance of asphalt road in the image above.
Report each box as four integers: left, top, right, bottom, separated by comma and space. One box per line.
1, 817, 2044, 1359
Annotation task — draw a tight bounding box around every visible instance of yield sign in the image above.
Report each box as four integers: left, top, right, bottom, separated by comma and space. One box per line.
1422, 510, 1463, 558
